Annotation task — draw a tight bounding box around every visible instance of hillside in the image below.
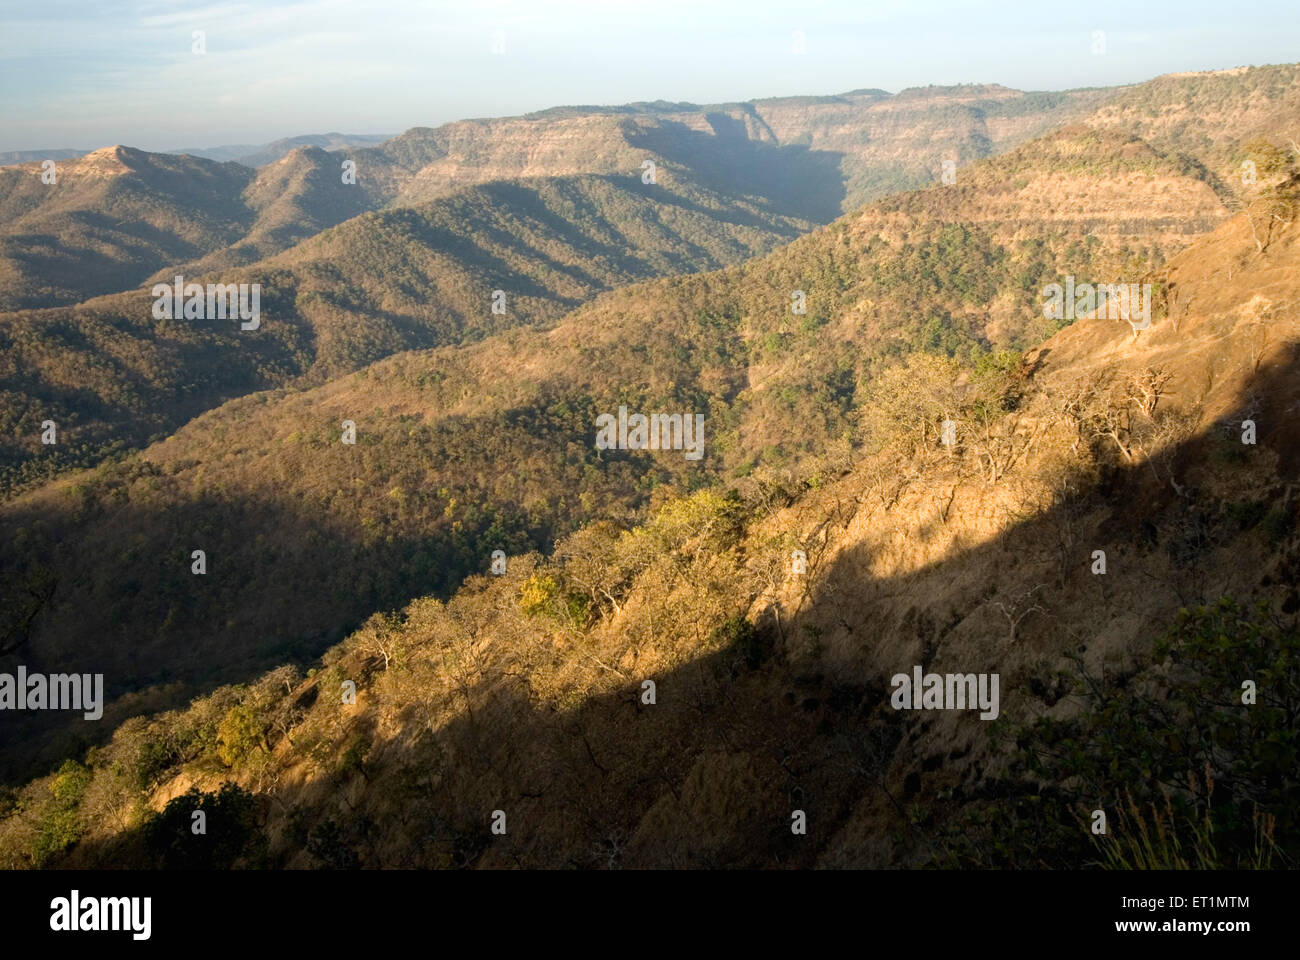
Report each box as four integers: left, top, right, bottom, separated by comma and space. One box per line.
3, 116, 1256, 503
5, 65, 1294, 317
0, 167, 814, 501
5, 84, 1113, 492
336, 69, 1300, 216
866, 125, 1227, 250
161, 146, 374, 277
2, 123, 1283, 779
0, 85, 1084, 310
1, 191, 1295, 868
1084, 63, 1300, 197
0, 146, 372, 311
0, 147, 257, 310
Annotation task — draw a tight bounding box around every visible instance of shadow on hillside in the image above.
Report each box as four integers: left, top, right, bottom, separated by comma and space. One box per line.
628, 117, 847, 224
0, 216, 216, 312
0, 477, 554, 786
475, 177, 809, 276
52, 338, 1300, 868
0, 376, 719, 785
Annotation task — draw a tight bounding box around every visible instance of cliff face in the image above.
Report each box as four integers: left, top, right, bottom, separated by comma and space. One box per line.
859, 126, 1231, 253
752, 85, 1117, 207
356, 66, 1300, 216
356, 85, 1118, 214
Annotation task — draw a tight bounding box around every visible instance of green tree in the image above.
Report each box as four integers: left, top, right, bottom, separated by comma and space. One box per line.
142, 783, 267, 869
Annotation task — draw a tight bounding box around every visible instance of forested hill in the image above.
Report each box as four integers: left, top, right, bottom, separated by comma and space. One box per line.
0, 166, 813, 500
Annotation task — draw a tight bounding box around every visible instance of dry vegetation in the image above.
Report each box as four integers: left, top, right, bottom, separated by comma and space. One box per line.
2, 194, 1297, 869
3, 68, 1300, 870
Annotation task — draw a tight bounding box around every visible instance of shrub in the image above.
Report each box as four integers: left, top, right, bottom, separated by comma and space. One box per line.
31, 759, 91, 866
520, 574, 562, 618
142, 783, 267, 869
940, 598, 1299, 868
216, 705, 268, 768
712, 614, 768, 670
306, 819, 363, 869
519, 572, 590, 627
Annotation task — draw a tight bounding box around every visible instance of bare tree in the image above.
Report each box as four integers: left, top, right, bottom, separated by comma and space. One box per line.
1089, 390, 1135, 463
992, 584, 1046, 644
1132, 409, 1197, 498
1125, 367, 1173, 420
1248, 322, 1272, 375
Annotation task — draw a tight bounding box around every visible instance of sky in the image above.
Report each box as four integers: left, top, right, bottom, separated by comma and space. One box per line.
2, 0, 1298, 152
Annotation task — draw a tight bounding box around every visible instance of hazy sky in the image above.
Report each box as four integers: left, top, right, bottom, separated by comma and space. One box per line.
2, 0, 1298, 151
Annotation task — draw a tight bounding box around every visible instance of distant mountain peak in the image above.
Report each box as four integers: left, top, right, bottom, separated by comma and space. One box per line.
75, 144, 137, 174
